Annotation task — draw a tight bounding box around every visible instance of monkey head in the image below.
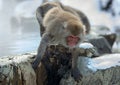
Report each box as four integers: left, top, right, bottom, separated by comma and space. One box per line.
45, 20, 85, 48
64, 20, 86, 48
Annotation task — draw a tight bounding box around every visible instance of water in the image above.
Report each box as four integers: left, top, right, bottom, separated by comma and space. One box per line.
0, 0, 40, 57
0, 33, 40, 57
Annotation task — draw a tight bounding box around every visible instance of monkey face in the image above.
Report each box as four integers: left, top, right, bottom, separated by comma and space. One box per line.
47, 20, 85, 48
66, 35, 80, 47
64, 20, 86, 48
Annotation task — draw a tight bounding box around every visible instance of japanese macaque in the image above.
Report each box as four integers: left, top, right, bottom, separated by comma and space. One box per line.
33, 2, 88, 81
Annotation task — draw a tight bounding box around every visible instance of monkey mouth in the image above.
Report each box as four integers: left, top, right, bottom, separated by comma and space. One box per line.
66, 35, 80, 47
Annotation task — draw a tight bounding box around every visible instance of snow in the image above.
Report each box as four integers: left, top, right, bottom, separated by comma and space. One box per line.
78, 57, 97, 76
78, 53, 120, 75
93, 53, 120, 69
79, 42, 94, 49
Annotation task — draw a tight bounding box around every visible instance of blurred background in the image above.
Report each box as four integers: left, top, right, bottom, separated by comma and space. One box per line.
0, 0, 120, 57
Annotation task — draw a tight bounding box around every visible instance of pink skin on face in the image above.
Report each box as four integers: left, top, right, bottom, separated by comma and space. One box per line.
66, 35, 80, 47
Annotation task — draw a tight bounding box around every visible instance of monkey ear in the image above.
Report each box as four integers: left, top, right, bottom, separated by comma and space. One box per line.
63, 22, 68, 28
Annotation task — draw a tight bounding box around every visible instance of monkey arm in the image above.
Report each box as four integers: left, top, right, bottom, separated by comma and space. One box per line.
71, 48, 82, 81
72, 49, 78, 69
32, 33, 52, 69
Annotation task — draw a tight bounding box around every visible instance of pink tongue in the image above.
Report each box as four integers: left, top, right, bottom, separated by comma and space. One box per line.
67, 36, 79, 47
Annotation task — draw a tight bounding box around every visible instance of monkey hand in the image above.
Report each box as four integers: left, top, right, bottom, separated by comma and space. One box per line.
71, 68, 82, 82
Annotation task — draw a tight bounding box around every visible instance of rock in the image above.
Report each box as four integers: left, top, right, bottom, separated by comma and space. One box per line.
36, 44, 72, 85
0, 52, 120, 85
101, 33, 116, 48
0, 54, 36, 85
60, 53, 120, 85
88, 37, 112, 55
0, 42, 117, 85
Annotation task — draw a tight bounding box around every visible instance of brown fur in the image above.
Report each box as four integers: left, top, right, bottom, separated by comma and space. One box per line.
36, 2, 90, 36
43, 7, 85, 48
33, 5, 85, 82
